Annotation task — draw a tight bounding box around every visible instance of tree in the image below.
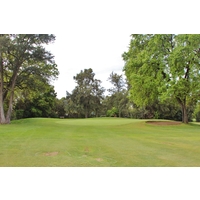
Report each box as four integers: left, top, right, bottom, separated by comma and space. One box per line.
108, 71, 125, 93
193, 102, 200, 122
66, 68, 105, 118
123, 34, 200, 123
14, 84, 57, 119
0, 35, 9, 123
107, 72, 128, 117
0, 34, 58, 124
73, 68, 95, 118
54, 97, 67, 118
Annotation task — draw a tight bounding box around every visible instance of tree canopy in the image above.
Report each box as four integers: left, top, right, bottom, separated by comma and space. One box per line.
3, 34, 199, 123
0, 34, 58, 124
107, 72, 128, 117
65, 68, 105, 118
122, 34, 200, 123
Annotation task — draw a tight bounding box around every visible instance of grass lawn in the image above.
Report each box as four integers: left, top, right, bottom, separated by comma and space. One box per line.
0, 117, 200, 166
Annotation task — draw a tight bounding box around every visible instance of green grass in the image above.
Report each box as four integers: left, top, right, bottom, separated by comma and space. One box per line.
0, 117, 200, 166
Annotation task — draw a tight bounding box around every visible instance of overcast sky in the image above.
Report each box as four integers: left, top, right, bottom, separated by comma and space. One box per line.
42, 0, 199, 99
48, 32, 130, 98
3, 0, 199, 99
45, 1, 135, 98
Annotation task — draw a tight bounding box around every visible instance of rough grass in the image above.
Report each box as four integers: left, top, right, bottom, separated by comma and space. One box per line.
0, 118, 200, 166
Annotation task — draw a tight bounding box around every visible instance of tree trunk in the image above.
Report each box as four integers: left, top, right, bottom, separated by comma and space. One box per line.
0, 51, 6, 124
4, 68, 19, 124
0, 97, 5, 124
5, 90, 15, 124
85, 110, 88, 118
176, 97, 188, 124
118, 109, 121, 118
0, 90, 6, 124
181, 103, 188, 124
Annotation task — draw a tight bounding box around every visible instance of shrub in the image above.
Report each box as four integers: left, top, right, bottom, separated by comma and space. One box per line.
106, 107, 119, 117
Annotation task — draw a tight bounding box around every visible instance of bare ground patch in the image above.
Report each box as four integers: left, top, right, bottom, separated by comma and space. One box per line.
43, 152, 58, 156
95, 158, 103, 162
146, 121, 182, 126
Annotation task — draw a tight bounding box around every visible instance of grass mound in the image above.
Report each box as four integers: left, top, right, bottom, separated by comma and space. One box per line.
146, 120, 182, 125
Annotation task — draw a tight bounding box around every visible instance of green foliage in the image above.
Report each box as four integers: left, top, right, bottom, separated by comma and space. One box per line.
14, 84, 57, 118
54, 98, 67, 117
66, 68, 105, 118
106, 72, 129, 117
123, 34, 200, 123
193, 103, 200, 122
106, 107, 119, 117
0, 34, 58, 124
12, 109, 24, 120
195, 111, 200, 122
108, 71, 125, 93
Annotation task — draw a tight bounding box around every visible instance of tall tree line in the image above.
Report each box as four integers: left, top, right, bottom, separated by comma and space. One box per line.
64, 69, 132, 118
3, 34, 200, 123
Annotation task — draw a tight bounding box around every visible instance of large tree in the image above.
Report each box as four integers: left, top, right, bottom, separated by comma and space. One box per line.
0, 34, 58, 124
66, 68, 105, 118
122, 34, 200, 123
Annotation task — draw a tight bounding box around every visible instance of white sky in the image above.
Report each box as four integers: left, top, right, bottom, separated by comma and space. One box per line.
44, 0, 135, 98
48, 32, 130, 98
3, 0, 199, 99
42, 0, 200, 99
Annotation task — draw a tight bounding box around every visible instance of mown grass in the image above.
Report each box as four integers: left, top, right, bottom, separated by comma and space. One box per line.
0, 117, 200, 166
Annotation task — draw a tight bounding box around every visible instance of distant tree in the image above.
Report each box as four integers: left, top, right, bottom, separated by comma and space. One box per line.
193, 103, 200, 122
54, 97, 67, 117
107, 72, 128, 117
66, 68, 105, 118
73, 68, 95, 118
106, 107, 119, 117
108, 71, 125, 94
123, 34, 200, 123
65, 89, 83, 118
0, 34, 58, 124
92, 79, 105, 117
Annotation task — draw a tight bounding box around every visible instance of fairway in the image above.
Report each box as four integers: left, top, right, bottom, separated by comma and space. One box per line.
0, 118, 200, 166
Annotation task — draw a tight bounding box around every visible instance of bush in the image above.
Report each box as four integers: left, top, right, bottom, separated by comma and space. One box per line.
106, 107, 119, 117
195, 111, 200, 122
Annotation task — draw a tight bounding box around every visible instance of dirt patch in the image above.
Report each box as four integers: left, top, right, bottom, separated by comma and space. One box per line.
96, 158, 103, 162
43, 152, 58, 156
84, 147, 90, 153
146, 121, 181, 126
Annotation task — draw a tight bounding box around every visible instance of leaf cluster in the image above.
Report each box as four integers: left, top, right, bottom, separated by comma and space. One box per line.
123, 34, 200, 107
